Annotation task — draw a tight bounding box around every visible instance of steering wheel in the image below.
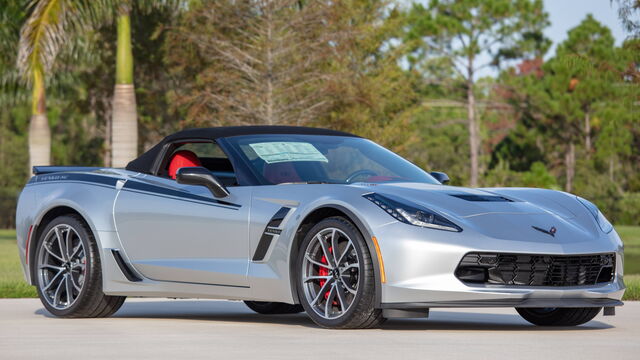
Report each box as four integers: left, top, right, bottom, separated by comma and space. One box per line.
345, 169, 378, 183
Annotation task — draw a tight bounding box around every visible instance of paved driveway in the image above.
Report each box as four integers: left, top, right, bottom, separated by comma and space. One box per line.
1, 298, 638, 359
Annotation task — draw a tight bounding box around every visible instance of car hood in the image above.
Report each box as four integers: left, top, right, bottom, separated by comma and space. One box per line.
356, 182, 562, 217
352, 182, 595, 241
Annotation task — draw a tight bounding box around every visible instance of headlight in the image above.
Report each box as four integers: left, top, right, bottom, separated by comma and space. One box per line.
576, 196, 613, 233
364, 193, 462, 232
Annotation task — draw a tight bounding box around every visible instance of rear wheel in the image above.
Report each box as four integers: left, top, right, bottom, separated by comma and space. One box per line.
34, 215, 126, 318
243, 301, 303, 314
516, 307, 601, 326
296, 216, 384, 329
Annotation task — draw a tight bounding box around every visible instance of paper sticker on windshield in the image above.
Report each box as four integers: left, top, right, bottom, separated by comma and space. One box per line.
249, 142, 328, 164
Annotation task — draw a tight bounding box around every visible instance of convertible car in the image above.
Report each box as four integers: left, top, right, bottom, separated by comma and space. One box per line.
16, 126, 625, 328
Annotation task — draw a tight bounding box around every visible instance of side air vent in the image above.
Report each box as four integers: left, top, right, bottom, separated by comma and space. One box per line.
252, 207, 291, 261
450, 194, 514, 202
111, 249, 142, 282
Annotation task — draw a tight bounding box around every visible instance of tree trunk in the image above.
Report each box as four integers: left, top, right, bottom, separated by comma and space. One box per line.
585, 111, 591, 156
565, 142, 575, 193
28, 114, 51, 171
111, 12, 138, 168
467, 78, 479, 187
609, 156, 615, 182
28, 68, 50, 172
103, 111, 112, 168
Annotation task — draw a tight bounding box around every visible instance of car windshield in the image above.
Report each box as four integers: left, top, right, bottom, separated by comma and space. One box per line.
225, 134, 440, 185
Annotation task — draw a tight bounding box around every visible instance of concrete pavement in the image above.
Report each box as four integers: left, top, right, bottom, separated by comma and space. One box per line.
1, 298, 638, 359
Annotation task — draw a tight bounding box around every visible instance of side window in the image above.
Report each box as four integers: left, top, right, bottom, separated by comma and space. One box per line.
179, 142, 227, 158
164, 141, 238, 186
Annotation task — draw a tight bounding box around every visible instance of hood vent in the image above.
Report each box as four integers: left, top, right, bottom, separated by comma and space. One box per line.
450, 194, 514, 202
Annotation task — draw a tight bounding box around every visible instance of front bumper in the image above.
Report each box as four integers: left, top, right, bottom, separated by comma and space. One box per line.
373, 219, 626, 308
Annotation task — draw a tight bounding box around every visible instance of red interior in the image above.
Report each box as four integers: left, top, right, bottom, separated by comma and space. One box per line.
168, 150, 202, 179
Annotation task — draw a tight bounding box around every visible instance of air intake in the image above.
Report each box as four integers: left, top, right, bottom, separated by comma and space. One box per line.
450, 194, 513, 202
455, 252, 615, 287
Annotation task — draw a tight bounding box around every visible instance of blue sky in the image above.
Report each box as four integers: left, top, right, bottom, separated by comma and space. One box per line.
403, 0, 632, 78
544, 0, 630, 55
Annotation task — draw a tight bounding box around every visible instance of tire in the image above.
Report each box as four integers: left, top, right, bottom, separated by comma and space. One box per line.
33, 214, 126, 318
243, 301, 304, 314
295, 216, 384, 329
516, 307, 601, 326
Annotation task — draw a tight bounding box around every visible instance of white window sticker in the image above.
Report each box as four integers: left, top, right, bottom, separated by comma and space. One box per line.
249, 142, 328, 164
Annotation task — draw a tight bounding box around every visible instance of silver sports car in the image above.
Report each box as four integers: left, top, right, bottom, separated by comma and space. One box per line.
16, 126, 625, 328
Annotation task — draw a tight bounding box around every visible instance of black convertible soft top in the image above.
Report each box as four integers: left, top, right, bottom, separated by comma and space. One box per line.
125, 125, 358, 174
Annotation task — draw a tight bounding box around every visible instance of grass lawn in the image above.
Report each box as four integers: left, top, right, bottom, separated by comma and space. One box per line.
616, 226, 640, 274
0, 229, 37, 298
1, 227, 639, 300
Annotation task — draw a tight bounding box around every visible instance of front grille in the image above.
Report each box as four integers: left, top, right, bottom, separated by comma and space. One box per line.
455, 252, 615, 286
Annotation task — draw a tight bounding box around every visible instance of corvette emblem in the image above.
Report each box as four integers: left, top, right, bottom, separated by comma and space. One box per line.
532, 225, 557, 237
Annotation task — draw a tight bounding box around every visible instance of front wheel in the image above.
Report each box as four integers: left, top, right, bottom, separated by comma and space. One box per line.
296, 216, 384, 329
516, 307, 601, 326
34, 215, 126, 318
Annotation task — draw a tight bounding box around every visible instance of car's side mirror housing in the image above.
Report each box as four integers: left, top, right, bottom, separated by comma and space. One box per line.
430, 171, 450, 185
176, 167, 230, 198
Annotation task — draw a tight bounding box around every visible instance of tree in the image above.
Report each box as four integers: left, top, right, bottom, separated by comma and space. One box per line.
165, 0, 416, 149
18, 0, 178, 168
612, 0, 640, 38
167, 0, 343, 127
533, 16, 617, 192
404, 0, 549, 187
16, 0, 70, 170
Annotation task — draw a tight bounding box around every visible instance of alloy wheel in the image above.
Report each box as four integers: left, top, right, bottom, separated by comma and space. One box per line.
36, 224, 86, 310
301, 227, 360, 320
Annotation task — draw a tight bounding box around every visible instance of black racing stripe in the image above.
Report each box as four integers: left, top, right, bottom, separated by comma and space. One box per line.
252, 207, 291, 261
124, 180, 241, 208
29, 173, 120, 187
267, 207, 291, 227
252, 233, 275, 261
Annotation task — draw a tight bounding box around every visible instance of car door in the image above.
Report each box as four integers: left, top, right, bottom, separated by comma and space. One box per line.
113, 143, 251, 287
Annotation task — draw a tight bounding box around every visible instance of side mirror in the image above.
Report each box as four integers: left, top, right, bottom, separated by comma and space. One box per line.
176, 167, 230, 198
430, 171, 450, 185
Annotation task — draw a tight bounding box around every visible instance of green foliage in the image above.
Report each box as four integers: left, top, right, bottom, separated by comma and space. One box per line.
494, 15, 639, 223
618, 194, 640, 226
0, 1, 639, 227
520, 162, 558, 189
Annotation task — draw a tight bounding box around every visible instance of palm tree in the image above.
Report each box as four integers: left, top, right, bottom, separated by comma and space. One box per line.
17, 0, 66, 170
111, 3, 137, 167
18, 0, 177, 169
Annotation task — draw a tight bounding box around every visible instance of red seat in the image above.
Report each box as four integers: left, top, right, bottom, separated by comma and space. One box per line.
168, 150, 202, 179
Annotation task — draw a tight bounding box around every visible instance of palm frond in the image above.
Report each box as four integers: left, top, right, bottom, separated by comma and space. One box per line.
16, 0, 115, 82
18, 0, 69, 80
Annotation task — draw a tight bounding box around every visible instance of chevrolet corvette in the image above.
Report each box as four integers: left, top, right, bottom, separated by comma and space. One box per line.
16, 126, 625, 328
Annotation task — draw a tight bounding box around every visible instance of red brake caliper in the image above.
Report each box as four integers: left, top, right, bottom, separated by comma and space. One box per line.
317, 247, 335, 302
